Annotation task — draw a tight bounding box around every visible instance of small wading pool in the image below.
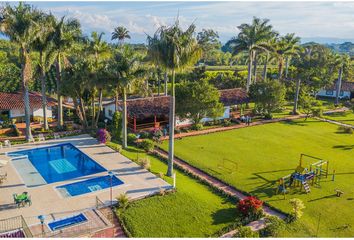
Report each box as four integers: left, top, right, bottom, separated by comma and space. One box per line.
57, 175, 124, 197
48, 213, 87, 231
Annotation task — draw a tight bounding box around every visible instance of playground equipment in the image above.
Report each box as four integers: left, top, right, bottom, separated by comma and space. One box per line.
276, 154, 330, 199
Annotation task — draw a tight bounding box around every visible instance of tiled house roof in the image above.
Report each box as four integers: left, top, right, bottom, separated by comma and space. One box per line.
219, 88, 249, 106
326, 81, 354, 91
104, 88, 249, 117
0, 92, 56, 110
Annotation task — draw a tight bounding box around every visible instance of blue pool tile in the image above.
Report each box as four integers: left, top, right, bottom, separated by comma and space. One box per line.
48, 213, 87, 231
56, 175, 124, 197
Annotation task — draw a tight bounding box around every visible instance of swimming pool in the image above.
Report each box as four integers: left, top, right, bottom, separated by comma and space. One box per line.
57, 175, 124, 197
48, 213, 87, 231
8, 143, 106, 187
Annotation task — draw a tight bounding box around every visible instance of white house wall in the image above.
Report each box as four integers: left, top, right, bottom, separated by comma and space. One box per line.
104, 104, 116, 120
9, 107, 52, 118
317, 89, 351, 99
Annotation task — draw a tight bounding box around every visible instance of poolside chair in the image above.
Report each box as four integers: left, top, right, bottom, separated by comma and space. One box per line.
4, 140, 11, 148
13, 194, 21, 208
24, 195, 32, 206
54, 132, 61, 140
37, 133, 45, 142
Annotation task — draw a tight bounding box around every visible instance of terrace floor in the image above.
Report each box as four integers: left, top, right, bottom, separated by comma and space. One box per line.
0, 134, 171, 228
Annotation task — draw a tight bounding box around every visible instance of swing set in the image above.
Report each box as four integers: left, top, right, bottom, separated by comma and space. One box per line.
276, 154, 331, 199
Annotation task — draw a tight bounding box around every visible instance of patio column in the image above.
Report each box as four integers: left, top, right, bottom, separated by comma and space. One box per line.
133, 117, 137, 132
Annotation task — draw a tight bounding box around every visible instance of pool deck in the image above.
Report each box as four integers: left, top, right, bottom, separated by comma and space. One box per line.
0, 134, 171, 226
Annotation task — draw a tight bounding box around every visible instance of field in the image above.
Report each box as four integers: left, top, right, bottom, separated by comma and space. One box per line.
323, 111, 354, 126
107, 142, 238, 237
161, 119, 354, 237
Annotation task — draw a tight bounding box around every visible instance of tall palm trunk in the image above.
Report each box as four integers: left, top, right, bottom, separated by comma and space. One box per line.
122, 87, 127, 148
39, 51, 49, 130
293, 78, 301, 114
55, 55, 64, 128
164, 71, 168, 96
335, 66, 343, 105
157, 76, 161, 96
21, 50, 33, 141
285, 56, 290, 79
278, 58, 283, 80
115, 87, 119, 111
262, 52, 269, 81
253, 51, 257, 82
95, 88, 103, 126
167, 69, 175, 177
246, 50, 253, 92
91, 93, 96, 129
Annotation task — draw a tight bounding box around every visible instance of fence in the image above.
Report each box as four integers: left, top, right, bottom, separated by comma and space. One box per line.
0, 215, 32, 238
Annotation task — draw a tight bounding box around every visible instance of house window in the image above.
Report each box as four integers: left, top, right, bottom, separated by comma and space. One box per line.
326, 90, 334, 95
108, 109, 113, 117
340, 91, 344, 96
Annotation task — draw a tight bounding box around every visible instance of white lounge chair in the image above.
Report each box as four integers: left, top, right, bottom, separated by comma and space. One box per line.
4, 140, 11, 148
37, 134, 45, 142
54, 133, 61, 140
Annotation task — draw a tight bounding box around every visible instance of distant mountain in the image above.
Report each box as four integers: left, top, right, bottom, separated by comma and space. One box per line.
326, 42, 354, 56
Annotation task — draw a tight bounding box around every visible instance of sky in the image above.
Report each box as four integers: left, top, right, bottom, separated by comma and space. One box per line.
6, 1, 354, 44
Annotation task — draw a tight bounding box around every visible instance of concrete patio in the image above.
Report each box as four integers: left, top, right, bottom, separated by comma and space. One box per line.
0, 134, 171, 227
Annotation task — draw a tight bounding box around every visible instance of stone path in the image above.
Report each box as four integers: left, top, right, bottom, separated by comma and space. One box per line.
220, 218, 267, 238
154, 149, 286, 220
315, 117, 354, 128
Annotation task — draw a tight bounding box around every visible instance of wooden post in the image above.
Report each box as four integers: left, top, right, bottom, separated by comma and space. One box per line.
133, 117, 137, 132
332, 170, 336, 181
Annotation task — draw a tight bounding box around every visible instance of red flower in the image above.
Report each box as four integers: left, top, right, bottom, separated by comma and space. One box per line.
237, 196, 263, 216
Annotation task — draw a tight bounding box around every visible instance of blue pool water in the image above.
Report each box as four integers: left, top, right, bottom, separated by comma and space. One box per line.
48, 213, 87, 231
57, 175, 124, 197
8, 143, 106, 185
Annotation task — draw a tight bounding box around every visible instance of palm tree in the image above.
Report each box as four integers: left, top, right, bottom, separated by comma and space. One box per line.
335, 54, 351, 105
147, 20, 201, 176
111, 26, 131, 45
283, 33, 301, 79
32, 12, 56, 130
52, 16, 81, 129
0, 3, 42, 141
228, 17, 275, 92
88, 31, 110, 128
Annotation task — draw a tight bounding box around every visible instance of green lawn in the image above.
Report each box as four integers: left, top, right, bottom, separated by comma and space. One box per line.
107, 142, 239, 237
161, 119, 354, 237
323, 111, 354, 126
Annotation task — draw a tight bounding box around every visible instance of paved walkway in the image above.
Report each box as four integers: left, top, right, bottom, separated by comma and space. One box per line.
154, 149, 286, 220
220, 218, 267, 238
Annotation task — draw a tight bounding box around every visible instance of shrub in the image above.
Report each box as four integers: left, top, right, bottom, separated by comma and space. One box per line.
139, 131, 151, 139
289, 198, 305, 220
312, 107, 323, 117
338, 126, 353, 134
111, 111, 122, 140
127, 133, 137, 144
237, 196, 264, 220
159, 188, 166, 196
12, 125, 21, 137
97, 122, 105, 129
158, 172, 165, 179
116, 193, 129, 210
264, 113, 273, 120
97, 128, 111, 143
139, 139, 155, 152
234, 226, 259, 238
223, 119, 232, 127
138, 157, 151, 170
192, 123, 203, 131
259, 216, 285, 237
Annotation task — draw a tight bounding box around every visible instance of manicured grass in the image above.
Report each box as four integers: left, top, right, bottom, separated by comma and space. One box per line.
161, 119, 354, 237
107, 142, 238, 237
323, 111, 354, 126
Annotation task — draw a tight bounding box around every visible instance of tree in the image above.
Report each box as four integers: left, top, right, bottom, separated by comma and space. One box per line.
0, 3, 42, 141
292, 44, 338, 114
283, 33, 301, 79
52, 16, 81, 128
289, 198, 305, 220
299, 89, 323, 120
32, 12, 56, 130
249, 80, 286, 118
335, 54, 351, 105
147, 19, 201, 176
111, 26, 131, 45
175, 80, 224, 125
228, 17, 275, 91
111, 111, 122, 141
197, 29, 221, 63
